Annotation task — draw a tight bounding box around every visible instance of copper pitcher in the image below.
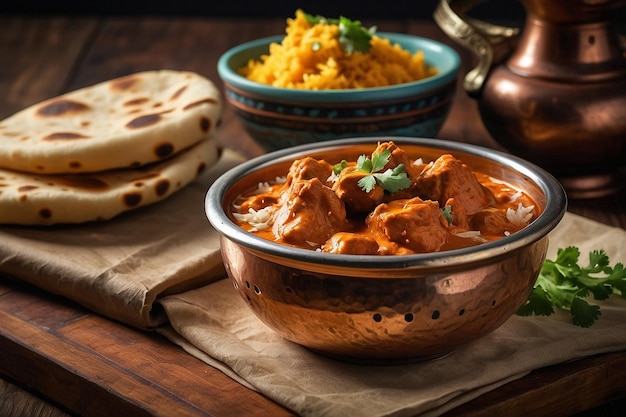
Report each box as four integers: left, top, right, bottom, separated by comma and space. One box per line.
434, 0, 626, 198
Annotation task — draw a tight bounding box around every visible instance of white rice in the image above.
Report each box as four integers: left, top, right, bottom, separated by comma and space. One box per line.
233, 206, 273, 231
454, 230, 488, 243
506, 202, 535, 226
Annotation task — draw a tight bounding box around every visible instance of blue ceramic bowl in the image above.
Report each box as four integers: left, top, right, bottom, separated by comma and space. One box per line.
218, 33, 461, 151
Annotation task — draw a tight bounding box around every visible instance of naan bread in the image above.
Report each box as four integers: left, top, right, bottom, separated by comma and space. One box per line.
0, 70, 222, 174
0, 138, 219, 225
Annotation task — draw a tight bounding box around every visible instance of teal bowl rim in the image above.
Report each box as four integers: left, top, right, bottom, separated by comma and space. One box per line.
217, 33, 461, 104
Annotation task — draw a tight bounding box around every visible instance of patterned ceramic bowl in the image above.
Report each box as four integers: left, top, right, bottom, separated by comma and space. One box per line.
217, 34, 461, 151
205, 137, 567, 364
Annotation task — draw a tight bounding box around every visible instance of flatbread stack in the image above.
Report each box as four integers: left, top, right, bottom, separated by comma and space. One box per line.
0, 70, 223, 225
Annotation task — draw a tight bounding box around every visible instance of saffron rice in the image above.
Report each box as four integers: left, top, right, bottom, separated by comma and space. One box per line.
239, 10, 438, 90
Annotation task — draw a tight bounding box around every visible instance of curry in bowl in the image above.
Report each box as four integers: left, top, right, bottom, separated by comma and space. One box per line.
232, 141, 538, 255
206, 137, 566, 363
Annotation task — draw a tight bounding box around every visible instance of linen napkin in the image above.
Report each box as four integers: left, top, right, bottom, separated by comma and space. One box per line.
158, 212, 626, 417
0, 148, 245, 329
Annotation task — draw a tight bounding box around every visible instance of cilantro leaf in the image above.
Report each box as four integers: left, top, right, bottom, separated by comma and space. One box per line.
304, 13, 328, 25
304, 12, 375, 53
517, 246, 626, 327
338, 16, 375, 54
370, 149, 389, 172
441, 205, 453, 224
570, 297, 601, 328
355, 149, 411, 193
517, 286, 555, 317
357, 175, 377, 193
372, 165, 410, 193
357, 154, 372, 173
333, 160, 348, 176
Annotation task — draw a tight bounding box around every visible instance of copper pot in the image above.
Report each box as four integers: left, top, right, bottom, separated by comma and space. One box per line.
435, 0, 626, 198
206, 137, 566, 364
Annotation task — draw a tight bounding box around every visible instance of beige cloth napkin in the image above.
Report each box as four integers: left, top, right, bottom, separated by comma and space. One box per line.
2, 147, 625, 417
0, 148, 245, 329
159, 212, 626, 417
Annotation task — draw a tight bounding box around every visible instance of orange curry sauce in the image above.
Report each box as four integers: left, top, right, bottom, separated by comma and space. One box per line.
232, 141, 538, 255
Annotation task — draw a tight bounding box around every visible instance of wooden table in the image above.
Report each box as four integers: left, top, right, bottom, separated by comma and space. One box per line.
1, 14, 625, 417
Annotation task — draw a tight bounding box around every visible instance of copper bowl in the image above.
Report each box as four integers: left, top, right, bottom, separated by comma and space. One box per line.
205, 137, 567, 364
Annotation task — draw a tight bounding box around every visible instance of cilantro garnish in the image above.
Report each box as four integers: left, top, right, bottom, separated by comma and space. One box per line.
333, 160, 348, 176
517, 246, 626, 327
441, 205, 453, 224
355, 149, 411, 193
304, 13, 376, 53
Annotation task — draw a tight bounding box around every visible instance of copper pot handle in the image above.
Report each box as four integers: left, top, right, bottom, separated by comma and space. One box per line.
433, 0, 520, 96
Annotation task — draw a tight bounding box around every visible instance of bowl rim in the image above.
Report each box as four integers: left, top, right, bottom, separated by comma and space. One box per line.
217, 32, 461, 103
206, 137, 567, 270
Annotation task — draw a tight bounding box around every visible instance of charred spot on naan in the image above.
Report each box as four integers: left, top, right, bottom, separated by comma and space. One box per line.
36, 99, 89, 117
200, 117, 210, 133
124, 97, 150, 107
122, 178, 173, 206
43, 132, 90, 141
183, 98, 219, 111
130, 173, 171, 195
123, 193, 142, 207
39, 208, 52, 219
126, 113, 162, 129
155, 179, 170, 196
18, 185, 38, 192
170, 85, 188, 100
155, 142, 175, 158
197, 161, 207, 175
110, 75, 139, 91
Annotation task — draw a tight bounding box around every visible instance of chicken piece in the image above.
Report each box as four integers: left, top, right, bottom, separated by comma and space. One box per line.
469, 207, 519, 236
285, 157, 334, 187
321, 232, 379, 255
272, 178, 347, 248
332, 167, 385, 214
239, 193, 279, 212
413, 154, 494, 215
373, 141, 424, 178
366, 197, 450, 254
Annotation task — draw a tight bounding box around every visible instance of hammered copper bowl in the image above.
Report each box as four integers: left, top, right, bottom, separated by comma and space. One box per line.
217, 34, 460, 151
205, 137, 567, 364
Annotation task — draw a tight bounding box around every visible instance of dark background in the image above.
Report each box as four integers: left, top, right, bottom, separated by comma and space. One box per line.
4, 1, 626, 29
1, 0, 527, 20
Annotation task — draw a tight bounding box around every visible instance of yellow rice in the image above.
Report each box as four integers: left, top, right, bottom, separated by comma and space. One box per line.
239, 10, 438, 90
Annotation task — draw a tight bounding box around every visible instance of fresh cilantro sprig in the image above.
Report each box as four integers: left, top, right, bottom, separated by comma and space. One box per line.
441, 205, 453, 224
333, 160, 348, 176
517, 246, 626, 327
304, 13, 376, 53
354, 149, 411, 193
